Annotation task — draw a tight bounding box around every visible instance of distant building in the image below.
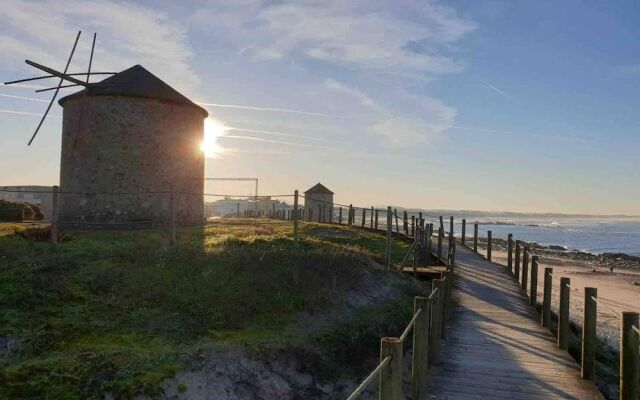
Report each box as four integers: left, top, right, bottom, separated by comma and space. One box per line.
304, 183, 334, 222
205, 196, 291, 218
0, 186, 53, 219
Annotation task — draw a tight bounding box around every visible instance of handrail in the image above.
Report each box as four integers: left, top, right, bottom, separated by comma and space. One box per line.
429, 287, 440, 300
345, 356, 391, 400
399, 308, 423, 341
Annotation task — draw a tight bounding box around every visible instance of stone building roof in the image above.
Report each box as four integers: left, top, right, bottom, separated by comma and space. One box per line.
304, 183, 334, 195
58, 65, 208, 117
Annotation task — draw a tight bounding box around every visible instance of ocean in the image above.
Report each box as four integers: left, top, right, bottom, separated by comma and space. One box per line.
448, 216, 640, 256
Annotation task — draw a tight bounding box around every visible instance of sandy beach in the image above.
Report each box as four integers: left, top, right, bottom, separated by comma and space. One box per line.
485, 245, 640, 346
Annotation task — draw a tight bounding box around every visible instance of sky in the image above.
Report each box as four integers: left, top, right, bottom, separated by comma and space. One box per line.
1, 0, 639, 215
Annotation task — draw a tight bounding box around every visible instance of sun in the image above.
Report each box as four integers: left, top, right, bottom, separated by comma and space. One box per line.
200, 118, 228, 158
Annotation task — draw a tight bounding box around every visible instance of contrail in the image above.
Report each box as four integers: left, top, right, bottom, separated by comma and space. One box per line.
220, 134, 332, 149
0, 93, 49, 103
0, 109, 61, 118
226, 126, 332, 143
479, 79, 512, 99
196, 102, 351, 119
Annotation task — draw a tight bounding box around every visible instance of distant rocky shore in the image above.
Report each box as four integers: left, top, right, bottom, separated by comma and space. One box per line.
475, 237, 640, 271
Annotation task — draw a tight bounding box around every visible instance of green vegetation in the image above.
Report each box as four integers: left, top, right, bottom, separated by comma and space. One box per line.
0, 219, 420, 399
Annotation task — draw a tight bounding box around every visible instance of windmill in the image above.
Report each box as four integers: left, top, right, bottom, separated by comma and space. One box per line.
3, 30, 116, 145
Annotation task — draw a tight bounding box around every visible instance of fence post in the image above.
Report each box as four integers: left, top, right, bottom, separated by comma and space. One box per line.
507, 234, 513, 273
169, 189, 176, 245
338, 207, 342, 225
404, 211, 409, 236
521, 245, 529, 293
473, 223, 478, 253
449, 216, 454, 247
558, 277, 571, 350
362, 208, 366, 228
348, 205, 353, 226
542, 267, 553, 328
437, 227, 443, 262
430, 280, 444, 366
394, 209, 399, 234
411, 215, 415, 237
385, 207, 392, 268
582, 287, 597, 380
412, 296, 429, 400
620, 312, 639, 400
380, 337, 403, 400
461, 218, 466, 245
375, 209, 379, 230
530, 255, 539, 307
293, 190, 299, 246
487, 230, 492, 261
426, 224, 433, 264
50, 185, 59, 244
515, 241, 521, 281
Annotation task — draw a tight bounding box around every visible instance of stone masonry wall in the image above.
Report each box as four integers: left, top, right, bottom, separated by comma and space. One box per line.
59, 95, 204, 226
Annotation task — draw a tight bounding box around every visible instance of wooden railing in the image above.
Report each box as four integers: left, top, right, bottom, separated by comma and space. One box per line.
465, 226, 640, 400
344, 245, 455, 400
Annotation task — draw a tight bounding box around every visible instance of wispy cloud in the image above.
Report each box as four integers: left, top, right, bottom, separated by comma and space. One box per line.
0, 0, 197, 94
324, 79, 385, 113
0, 109, 60, 118
0, 93, 49, 103
192, 1, 475, 79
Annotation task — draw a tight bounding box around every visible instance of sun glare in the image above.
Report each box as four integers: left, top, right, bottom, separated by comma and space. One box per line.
200, 118, 228, 158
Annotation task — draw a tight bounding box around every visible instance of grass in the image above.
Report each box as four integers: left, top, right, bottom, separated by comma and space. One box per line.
0, 218, 419, 399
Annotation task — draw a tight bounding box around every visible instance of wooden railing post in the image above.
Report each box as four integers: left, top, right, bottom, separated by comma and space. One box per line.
426, 223, 433, 264
507, 234, 513, 273
449, 216, 454, 248
582, 287, 597, 380
51, 185, 59, 244
293, 190, 299, 246
403, 211, 409, 236
461, 218, 466, 245
521, 245, 529, 293
487, 230, 492, 261
380, 337, 403, 400
430, 280, 444, 366
437, 227, 443, 262
375, 209, 379, 231
362, 208, 366, 228
338, 207, 342, 224
348, 204, 353, 226
411, 216, 416, 237
542, 267, 552, 328
514, 241, 521, 281
394, 208, 399, 234
385, 207, 392, 269
412, 296, 430, 400
473, 223, 478, 253
620, 312, 639, 399
370, 206, 374, 228
237, 202, 240, 218
530, 255, 539, 307
558, 277, 571, 350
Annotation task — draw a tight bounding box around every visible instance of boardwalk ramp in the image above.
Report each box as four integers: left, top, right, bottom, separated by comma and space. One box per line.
425, 245, 603, 399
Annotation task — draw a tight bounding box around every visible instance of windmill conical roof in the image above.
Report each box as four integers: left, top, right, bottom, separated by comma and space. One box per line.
58, 65, 208, 117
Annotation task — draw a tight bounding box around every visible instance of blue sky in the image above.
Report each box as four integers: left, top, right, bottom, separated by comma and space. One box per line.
1, 0, 639, 214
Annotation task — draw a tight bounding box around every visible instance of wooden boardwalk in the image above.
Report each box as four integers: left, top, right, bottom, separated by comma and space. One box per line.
425, 244, 603, 399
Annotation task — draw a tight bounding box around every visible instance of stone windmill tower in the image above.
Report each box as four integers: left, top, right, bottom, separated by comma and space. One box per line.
57, 65, 208, 226
4, 31, 209, 227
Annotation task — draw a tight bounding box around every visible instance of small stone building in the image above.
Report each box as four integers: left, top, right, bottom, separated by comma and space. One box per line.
304, 183, 334, 222
0, 186, 53, 219
57, 65, 208, 227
